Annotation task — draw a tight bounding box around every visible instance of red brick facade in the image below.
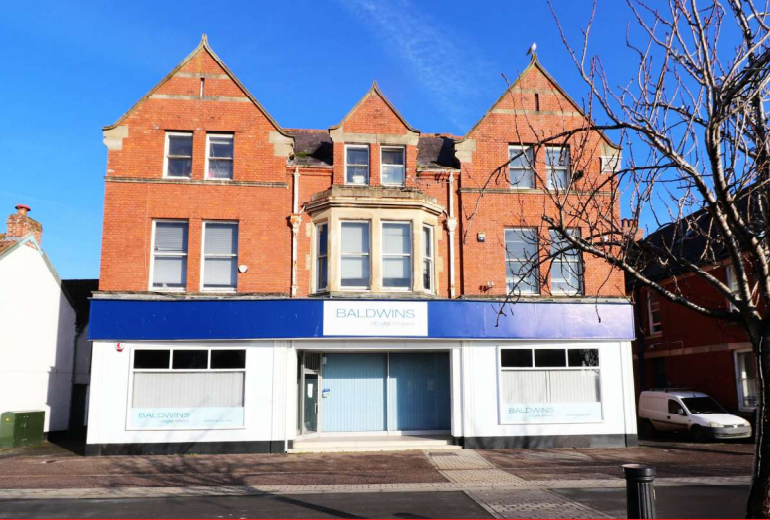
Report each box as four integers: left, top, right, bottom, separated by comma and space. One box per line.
99, 37, 625, 301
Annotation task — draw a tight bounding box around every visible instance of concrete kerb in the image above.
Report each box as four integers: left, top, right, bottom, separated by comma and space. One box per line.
0, 476, 752, 501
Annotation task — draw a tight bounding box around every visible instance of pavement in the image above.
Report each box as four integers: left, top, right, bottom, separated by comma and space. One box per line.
0, 438, 755, 519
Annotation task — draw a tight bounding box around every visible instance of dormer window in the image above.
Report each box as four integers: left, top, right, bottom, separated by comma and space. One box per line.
345, 145, 369, 185
381, 147, 405, 186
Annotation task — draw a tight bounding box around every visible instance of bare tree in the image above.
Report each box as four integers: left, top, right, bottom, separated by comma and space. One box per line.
479, 0, 770, 516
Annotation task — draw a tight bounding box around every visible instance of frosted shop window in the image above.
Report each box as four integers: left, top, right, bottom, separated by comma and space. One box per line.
129, 348, 246, 430
498, 347, 602, 424
201, 222, 238, 291
150, 221, 189, 291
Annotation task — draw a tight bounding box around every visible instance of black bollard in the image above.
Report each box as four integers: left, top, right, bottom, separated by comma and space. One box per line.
622, 464, 656, 519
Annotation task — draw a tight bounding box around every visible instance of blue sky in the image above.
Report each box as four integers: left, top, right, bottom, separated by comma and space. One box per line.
1, 0, 641, 279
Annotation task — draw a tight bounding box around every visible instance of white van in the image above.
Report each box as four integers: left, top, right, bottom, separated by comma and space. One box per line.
638, 390, 751, 442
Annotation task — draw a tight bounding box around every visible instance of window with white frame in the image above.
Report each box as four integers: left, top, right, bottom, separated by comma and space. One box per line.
508, 145, 535, 188
346, 146, 369, 185
549, 229, 583, 294
423, 225, 434, 292
725, 265, 740, 310
647, 291, 663, 335
735, 350, 757, 411
206, 133, 234, 179
499, 347, 602, 424
164, 132, 193, 178
316, 222, 328, 291
382, 222, 412, 289
130, 347, 246, 430
505, 228, 539, 294
381, 147, 405, 186
546, 146, 570, 189
151, 221, 188, 290
202, 222, 238, 291
340, 221, 371, 288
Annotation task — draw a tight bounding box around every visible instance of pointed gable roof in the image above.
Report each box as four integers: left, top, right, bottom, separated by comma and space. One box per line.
103, 35, 290, 137
458, 56, 619, 150
330, 81, 419, 133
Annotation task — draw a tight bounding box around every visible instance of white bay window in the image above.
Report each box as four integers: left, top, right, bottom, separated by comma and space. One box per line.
340, 221, 371, 288
382, 222, 412, 289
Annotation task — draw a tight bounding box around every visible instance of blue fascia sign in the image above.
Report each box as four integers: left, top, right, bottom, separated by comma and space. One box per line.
88, 298, 634, 341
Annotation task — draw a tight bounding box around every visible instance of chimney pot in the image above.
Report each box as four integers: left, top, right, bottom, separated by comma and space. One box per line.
15, 204, 30, 216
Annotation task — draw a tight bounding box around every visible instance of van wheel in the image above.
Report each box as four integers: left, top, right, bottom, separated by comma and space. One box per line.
692, 426, 708, 443
640, 419, 656, 438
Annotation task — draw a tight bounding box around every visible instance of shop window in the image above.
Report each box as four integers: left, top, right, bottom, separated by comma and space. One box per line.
151, 221, 188, 291
202, 222, 238, 291
647, 291, 662, 335
423, 225, 434, 292
381, 147, 405, 186
499, 347, 602, 424
164, 132, 193, 178
546, 146, 570, 189
206, 133, 234, 179
550, 229, 583, 295
316, 223, 329, 291
130, 348, 246, 430
508, 145, 535, 188
340, 221, 371, 288
346, 145, 369, 185
382, 222, 412, 289
505, 228, 539, 294
736, 350, 757, 411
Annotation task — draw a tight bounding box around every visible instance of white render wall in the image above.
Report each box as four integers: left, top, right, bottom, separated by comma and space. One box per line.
0, 245, 77, 432
460, 340, 637, 440
86, 340, 284, 446
87, 338, 637, 448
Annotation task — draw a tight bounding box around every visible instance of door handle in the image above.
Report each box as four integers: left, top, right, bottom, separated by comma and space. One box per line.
315, 403, 318, 414
667, 415, 671, 419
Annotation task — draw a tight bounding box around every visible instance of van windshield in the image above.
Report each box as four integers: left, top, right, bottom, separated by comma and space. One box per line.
681, 397, 726, 414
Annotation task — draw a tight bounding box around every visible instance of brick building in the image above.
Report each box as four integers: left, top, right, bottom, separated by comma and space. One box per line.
86, 36, 636, 455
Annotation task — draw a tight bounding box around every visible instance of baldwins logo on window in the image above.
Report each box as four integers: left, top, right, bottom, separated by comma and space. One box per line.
323, 301, 428, 337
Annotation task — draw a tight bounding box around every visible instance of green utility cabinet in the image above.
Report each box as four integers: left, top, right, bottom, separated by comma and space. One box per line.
0, 411, 45, 449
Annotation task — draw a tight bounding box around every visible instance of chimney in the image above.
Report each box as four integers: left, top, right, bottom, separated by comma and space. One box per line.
6, 204, 43, 246
621, 218, 644, 242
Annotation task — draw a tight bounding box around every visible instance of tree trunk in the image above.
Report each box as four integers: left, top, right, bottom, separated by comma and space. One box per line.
747, 330, 770, 518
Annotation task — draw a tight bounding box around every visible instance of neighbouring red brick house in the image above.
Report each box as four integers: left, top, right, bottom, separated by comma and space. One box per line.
85, 36, 638, 456
631, 217, 756, 418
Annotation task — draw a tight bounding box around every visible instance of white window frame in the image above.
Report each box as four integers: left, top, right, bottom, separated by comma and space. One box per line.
381, 221, 413, 291
315, 222, 329, 292
498, 345, 604, 425
647, 291, 663, 335
725, 264, 740, 310
204, 133, 234, 180
127, 345, 247, 431
505, 228, 539, 295
734, 349, 757, 412
549, 229, 583, 295
344, 144, 370, 185
423, 225, 434, 293
200, 221, 238, 292
546, 145, 570, 190
600, 154, 621, 173
163, 131, 193, 178
508, 145, 535, 189
149, 220, 188, 292
380, 146, 405, 187
339, 220, 371, 290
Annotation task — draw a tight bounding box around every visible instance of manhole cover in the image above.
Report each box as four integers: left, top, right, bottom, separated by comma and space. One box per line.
430, 452, 459, 457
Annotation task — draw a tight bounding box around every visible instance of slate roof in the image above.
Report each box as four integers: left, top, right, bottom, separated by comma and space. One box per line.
0, 234, 18, 256
62, 279, 99, 330
288, 130, 460, 170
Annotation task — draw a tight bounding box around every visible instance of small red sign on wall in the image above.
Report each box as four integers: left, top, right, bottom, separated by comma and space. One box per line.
116, 342, 124, 352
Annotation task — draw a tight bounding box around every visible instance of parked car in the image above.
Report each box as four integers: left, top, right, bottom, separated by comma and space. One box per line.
638, 389, 752, 442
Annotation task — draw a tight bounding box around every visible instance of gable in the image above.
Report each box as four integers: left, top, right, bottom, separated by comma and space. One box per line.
103, 35, 288, 137
331, 82, 418, 135
462, 58, 619, 150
